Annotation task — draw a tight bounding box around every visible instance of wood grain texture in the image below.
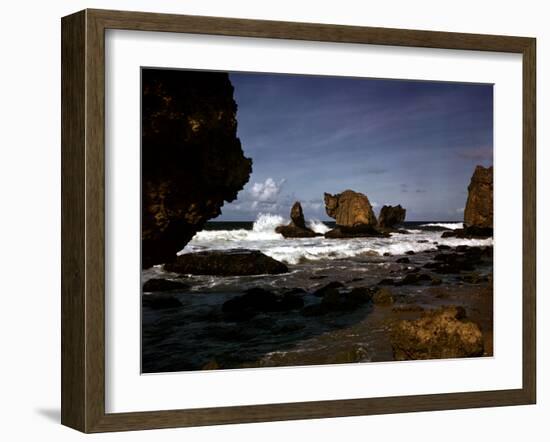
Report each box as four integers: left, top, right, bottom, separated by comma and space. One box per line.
60, 8, 537, 433
61, 10, 86, 432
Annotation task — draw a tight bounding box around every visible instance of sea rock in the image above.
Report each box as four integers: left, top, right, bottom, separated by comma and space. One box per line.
142, 295, 182, 310
164, 250, 288, 276
275, 201, 320, 238
141, 69, 252, 268
313, 281, 344, 297
378, 205, 406, 228
290, 200, 306, 228
142, 278, 189, 292
221, 287, 305, 321
464, 165, 493, 229
391, 306, 484, 360
324, 225, 389, 239
324, 190, 377, 227
372, 287, 394, 305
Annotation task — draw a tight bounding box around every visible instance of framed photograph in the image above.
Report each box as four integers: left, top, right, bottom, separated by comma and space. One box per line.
61, 9, 536, 433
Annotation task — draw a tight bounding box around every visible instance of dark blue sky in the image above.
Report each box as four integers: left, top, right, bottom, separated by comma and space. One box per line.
220, 72, 493, 222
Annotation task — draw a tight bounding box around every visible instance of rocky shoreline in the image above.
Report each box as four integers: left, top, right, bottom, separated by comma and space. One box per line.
142, 240, 493, 372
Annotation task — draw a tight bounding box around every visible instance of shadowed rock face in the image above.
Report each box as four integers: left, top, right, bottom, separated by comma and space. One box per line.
276, 201, 319, 238
324, 190, 377, 227
290, 201, 306, 229
164, 250, 289, 276
141, 69, 252, 268
464, 165, 493, 229
378, 205, 406, 228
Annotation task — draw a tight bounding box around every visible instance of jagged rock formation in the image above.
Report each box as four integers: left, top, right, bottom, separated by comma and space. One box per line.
163, 250, 289, 276
141, 69, 252, 268
391, 306, 484, 360
276, 202, 320, 238
378, 205, 406, 228
323, 190, 388, 238
464, 165, 493, 229
324, 190, 377, 227
442, 165, 493, 239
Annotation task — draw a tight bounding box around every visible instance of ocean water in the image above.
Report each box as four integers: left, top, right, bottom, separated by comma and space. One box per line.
180, 213, 492, 265
142, 213, 494, 372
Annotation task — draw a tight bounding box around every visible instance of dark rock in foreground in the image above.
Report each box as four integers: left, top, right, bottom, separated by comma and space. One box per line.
392, 306, 484, 360
276, 201, 320, 238
222, 287, 304, 321
141, 69, 252, 268
164, 250, 288, 276
142, 278, 189, 292
378, 205, 406, 228
142, 295, 182, 310
301, 286, 373, 316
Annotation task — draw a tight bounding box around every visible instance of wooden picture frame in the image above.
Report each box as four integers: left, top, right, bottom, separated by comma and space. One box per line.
61, 8, 536, 433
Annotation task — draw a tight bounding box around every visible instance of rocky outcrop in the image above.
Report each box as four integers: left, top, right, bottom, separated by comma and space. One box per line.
391, 306, 484, 360
141, 69, 252, 268
378, 205, 406, 228
323, 190, 387, 238
222, 287, 304, 321
275, 202, 320, 238
324, 190, 377, 227
163, 250, 288, 276
142, 278, 189, 292
464, 165, 493, 229
324, 225, 389, 239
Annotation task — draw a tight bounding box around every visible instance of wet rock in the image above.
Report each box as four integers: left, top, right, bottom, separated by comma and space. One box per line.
283, 288, 306, 296
347, 287, 374, 306
222, 287, 303, 321
324, 190, 378, 227
324, 225, 389, 239
276, 201, 320, 238
396, 257, 410, 264
142, 278, 189, 292
313, 281, 344, 297
164, 250, 288, 276
142, 295, 182, 310
142, 69, 252, 267
278, 293, 305, 311
383, 252, 391, 257
378, 204, 406, 228
464, 165, 493, 229
459, 273, 489, 284
391, 306, 484, 360
396, 273, 433, 286
406, 250, 416, 255
437, 245, 452, 251
441, 226, 493, 239
372, 287, 394, 305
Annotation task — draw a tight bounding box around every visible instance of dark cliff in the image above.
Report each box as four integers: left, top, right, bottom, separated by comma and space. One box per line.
141, 69, 252, 268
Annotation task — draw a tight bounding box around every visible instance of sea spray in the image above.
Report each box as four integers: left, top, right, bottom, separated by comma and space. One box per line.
182, 215, 492, 265
307, 219, 331, 234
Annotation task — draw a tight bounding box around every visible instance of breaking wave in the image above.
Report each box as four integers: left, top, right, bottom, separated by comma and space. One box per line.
182, 215, 491, 265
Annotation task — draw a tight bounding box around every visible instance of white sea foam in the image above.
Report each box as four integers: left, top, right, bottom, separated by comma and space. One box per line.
307, 219, 331, 234
419, 222, 463, 230
182, 215, 491, 265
